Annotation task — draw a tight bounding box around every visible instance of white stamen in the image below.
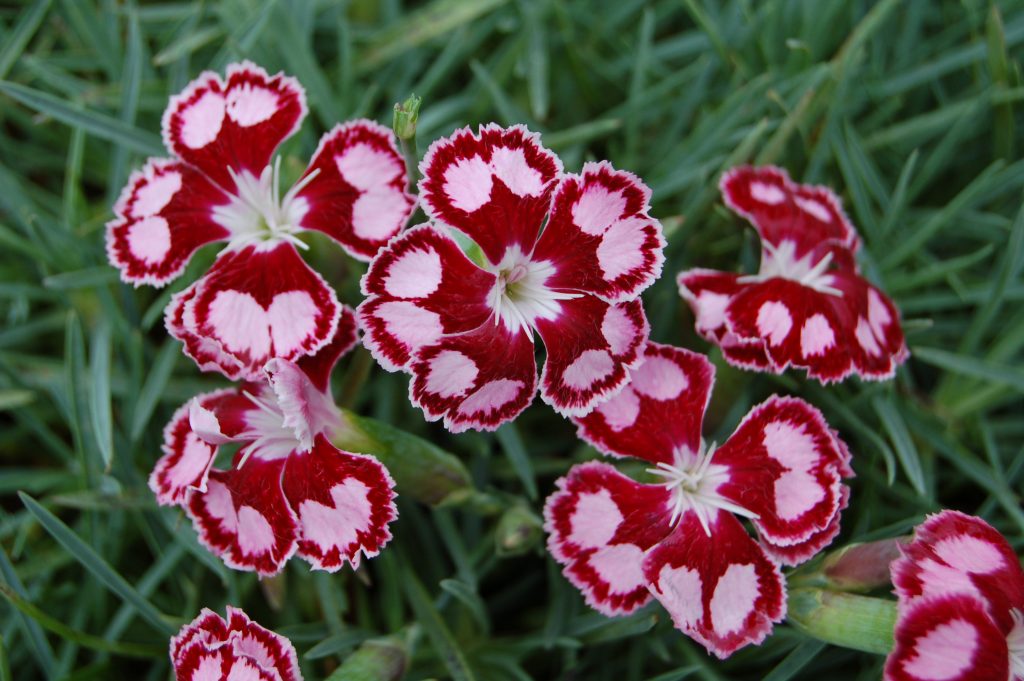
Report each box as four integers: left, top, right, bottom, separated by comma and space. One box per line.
646, 439, 759, 536
739, 240, 843, 297
486, 245, 580, 341
212, 156, 313, 250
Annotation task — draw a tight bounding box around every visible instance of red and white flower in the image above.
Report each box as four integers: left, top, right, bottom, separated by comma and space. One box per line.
170, 606, 301, 681
886, 511, 1024, 681
358, 124, 665, 431
150, 309, 397, 576
107, 61, 414, 380
544, 342, 852, 658
678, 165, 908, 383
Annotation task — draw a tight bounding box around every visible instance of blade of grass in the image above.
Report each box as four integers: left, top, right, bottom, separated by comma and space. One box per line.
495, 423, 537, 500
402, 565, 476, 681
0, 0, 52, 80
88, 321, 113, 472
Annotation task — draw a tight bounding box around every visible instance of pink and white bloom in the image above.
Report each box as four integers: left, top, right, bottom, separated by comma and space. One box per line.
171, 606, 301, 681
886, 511, 1024, 681
107, 61, 414, 380
150, 309, 397, 576
544, 343, 852, 658
678, 165, 907, 383
358, 124, 665, 431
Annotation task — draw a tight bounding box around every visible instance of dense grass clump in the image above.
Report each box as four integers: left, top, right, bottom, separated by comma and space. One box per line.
0, 1, 1022, 679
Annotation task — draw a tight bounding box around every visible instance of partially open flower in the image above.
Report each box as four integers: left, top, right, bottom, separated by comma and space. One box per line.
358, 124, 665, 431
170, 606, 301, 681
544, 343, 852, 658
678, 166, 907, 383
886, 510, 1024, 681
150, 309, 397, 576
107, 61, 414, 380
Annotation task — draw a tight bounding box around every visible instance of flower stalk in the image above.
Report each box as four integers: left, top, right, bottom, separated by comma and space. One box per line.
787, 588, 896, 655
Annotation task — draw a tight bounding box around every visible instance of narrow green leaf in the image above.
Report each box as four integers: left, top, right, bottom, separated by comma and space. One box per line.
18, 493, 177, 635
0, 635, 10, 681
0, 0, 52, 80
440, 578, 489, 632
0, 81, 162, 155
872, 396, 926, 495
88, 321, 113, 471
129, 339, 179, 442
519, 0, 549, 121
154, 25, 222, 66
495, 423, 537, 500
762, 640, 827, 681
914, 346, 1024, 393
0, 545, 55, 679
402, 567, 476, 681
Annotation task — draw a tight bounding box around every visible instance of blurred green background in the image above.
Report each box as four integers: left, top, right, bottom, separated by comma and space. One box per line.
1, 0, 1023, 679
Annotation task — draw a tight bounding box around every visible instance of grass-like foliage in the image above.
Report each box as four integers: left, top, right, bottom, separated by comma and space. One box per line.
1, 0, 1023, 679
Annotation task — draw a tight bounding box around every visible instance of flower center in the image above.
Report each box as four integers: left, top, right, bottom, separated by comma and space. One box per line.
213, 157, 317, 251
236, 388, 302, 465
487, 246, 580, 340
739, 240, 841, 296
1008, 610, 1024, 680
647, 439, 759, 536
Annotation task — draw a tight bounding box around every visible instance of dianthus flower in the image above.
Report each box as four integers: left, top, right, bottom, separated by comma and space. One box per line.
171, 606, 301, 681
150, 309, 397, 576
544, 343, 852, 657
358, 124, 665, 431
107, 61, 414, 380
886, 510, 1024, 681
678, 166, 907, 382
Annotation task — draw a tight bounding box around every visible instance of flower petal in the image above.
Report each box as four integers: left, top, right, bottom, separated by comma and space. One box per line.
165, 282, 248, 380
573, 343, 714, 465
162, 61, 307, 191
644, 511, 786, 659
173, 642, 278, 681
760, 486, 849, 567
543, 461, 672, 616
358, 225, 495, 371
293, 305, 358, 393
720, 165, 858, 256
224, 606, 302, 681
170, 607, 229, 664
409, 322, 538, 432
149, 389, 239, 505
281, 435, 396, 571
724, 278, 858, 382
418, 124, 562, 265
830, 270, 910, 380
177, 242, 340, 380
885, 594, 1009, 681
186, 453, 299, 576
296, 120, 415, 261
677, 268, 744, 343
107, 159, 230, 287
536, 297, 648, 417
713, 395, 849, 554
532, 161, 665, 302
893, 510, 1024, 624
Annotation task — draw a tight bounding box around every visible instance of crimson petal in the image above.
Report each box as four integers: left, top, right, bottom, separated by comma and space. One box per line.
296, 120, 415, 261
281, 435, 397, 571
418, 124, 562, 265
544, 461, 673, 616
643, 511, 786, 659
574, 343, 714, 465
162, 61, 307, 191
532, 161, 665, 302
106, 159, 230, 287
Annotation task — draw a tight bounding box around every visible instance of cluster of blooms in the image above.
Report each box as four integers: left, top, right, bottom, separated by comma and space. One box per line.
105, 59, 942, 677
886, 511, 1024, 681
679, 166, 908, 383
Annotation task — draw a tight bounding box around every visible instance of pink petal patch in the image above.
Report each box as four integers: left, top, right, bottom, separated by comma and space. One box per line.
165, 282, 248, 380
720, 166, 858, 256
885, 594, 1009, 681
418, 124, 562, 265
171, 606, 302, 681
532, 161, 665, 302
296, 120, 415, 261
536, 297, 648, 417
643, 511, 786, 659
358, 225, 495, 371
281, 435, 397, 571
713, 395, 848, 554
162, 61, 307, 191
106, 159, 231, 287
760, 486, 848, 567
677, 269, 744, 343
830, 270, 910, 380
574, 343, 715, 465
186, 453, 299, 576
409, 322, 538, 432
892, 511, 1024, 624
544, 461, 673, 616
149, 389, 239, 505
177, 242, 340, 380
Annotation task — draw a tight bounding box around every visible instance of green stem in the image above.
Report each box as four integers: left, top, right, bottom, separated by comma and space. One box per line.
787, 588, 896, 655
